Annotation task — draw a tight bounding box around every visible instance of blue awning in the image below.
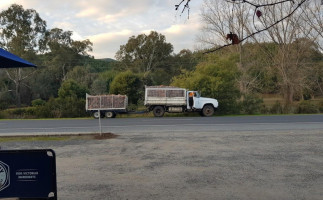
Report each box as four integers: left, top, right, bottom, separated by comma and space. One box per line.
0, 48, 37, 68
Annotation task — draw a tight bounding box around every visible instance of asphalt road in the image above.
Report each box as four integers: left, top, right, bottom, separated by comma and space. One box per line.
0, 114, 323, 135
1, 115, 323, 199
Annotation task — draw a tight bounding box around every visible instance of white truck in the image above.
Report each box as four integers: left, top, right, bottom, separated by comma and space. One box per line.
86, 86, 218, 118
144, 86, 218, 117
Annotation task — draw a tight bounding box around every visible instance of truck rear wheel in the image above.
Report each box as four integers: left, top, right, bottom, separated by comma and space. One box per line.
105, 111, 116, 118
202, 105, 214, 117
153, 106, 165, 117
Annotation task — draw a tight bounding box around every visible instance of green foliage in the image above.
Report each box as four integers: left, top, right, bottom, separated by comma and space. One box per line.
87, 58, 116, 73
319, 101, 323, 113
0, 4, 47, 107
33, 97, 87, 118
240, 94, 264, 114
90, 70, 117, 95
109, 71, 143, 105
55, 97, 87, 118
43, 28, 93, 81
0, 87, 14, 109
31, 99, 46, 107
34, 97, 59, 118
297, 101, 319, 114
269, 101, 283, 114
30, 66, 61, 100
0, 4, 46, 53
58, 80, 88, 99
172, 54, 241, 114
115, 31, 173, 73
0, 107, 37, 119
26, 80, 90, 118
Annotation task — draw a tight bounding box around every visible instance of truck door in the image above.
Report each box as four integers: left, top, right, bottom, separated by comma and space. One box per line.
193, 91, 201, 109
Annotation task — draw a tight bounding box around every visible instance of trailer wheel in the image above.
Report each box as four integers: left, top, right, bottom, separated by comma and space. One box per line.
93, 111, 102, 119
105, 111, 116, 118
202, 105, 214, 117
153, 106, 165, 117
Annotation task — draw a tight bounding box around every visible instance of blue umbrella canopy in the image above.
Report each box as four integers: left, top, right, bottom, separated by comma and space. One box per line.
0, 48, 36, 68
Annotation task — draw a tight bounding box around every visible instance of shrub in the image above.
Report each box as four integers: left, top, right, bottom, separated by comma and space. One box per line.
0, 111, 6, 119
32, 99, 46, 107
260, 105, 269, 114
240, 94, 264, 114
1, 107, 37, 119
319, 101, 323, 113
110, 71, 143, 105
297, 101, 319, 114
270, 101, 283, 114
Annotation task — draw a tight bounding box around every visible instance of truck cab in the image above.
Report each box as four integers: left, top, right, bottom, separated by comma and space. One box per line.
187, 91, 219, 116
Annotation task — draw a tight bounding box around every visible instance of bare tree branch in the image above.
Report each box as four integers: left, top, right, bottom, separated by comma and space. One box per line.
203, 0, 309, 53
175, 0, 313, 53
175, 0, 191, 18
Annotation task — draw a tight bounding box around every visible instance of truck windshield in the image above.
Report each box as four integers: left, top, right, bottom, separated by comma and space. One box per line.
195, 92, 200, 98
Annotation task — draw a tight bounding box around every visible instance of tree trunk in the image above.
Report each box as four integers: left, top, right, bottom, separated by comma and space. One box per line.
16, 68, 22, 107
15, 79, 21, 108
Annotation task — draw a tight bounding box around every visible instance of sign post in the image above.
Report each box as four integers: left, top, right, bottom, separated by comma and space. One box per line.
0, 149, 57, 199
99, 96, 102, 135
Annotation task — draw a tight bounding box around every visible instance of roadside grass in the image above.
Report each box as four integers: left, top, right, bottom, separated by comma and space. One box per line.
0, 136, 70, 142
0, 133, 118, 142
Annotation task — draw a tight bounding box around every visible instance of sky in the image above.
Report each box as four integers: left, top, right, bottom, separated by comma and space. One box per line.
0, 0, 203, 59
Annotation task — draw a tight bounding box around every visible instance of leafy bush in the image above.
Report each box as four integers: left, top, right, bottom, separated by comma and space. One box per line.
32, 80, 90, 118
297, 101, 319, 114
32, 99, 46, 107
33, 97, 88, 118
110, 71, 144, 105
269, 101, 283, 114
58, 80, 88, 99
319, 101, 323, 113
240, 94, 264, 114
0, 107, 37, 119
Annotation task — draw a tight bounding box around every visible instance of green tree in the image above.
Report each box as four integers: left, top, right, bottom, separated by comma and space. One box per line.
43, 28, 93, 81
172, 54, 240, 114
58, 80, 88, 99
115, 31, 173, 73
90, 70, 117, 95
30, 65, 61, 100
0, 4, 47, 107
109, 71, 143, 105
54, 80, 88, 117
0, 4, 47, 53
66, 66, 94, 89
146, 49, 202, 85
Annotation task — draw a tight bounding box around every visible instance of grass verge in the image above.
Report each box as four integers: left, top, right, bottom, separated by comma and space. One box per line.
0, 132, 118, 142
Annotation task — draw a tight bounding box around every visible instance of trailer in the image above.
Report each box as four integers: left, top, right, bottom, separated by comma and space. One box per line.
86, 93, 128, 118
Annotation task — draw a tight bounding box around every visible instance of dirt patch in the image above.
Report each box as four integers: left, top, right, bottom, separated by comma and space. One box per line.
92, 132, 118, 140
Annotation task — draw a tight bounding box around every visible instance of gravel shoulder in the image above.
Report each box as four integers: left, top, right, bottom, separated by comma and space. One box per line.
1, 130, 323, 200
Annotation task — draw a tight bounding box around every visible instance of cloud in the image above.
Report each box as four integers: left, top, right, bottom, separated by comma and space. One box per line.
88, 30, 133, 59
1, 0, 203, 58
0, 0, 13, 10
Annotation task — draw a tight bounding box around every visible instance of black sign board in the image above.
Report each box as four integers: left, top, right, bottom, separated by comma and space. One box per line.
0, 149, 57, 199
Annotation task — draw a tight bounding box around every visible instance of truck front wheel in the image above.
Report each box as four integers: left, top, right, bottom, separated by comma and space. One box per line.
202, 105, 215, 117
153, 106, 165, 117
93, 111, 103, 119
